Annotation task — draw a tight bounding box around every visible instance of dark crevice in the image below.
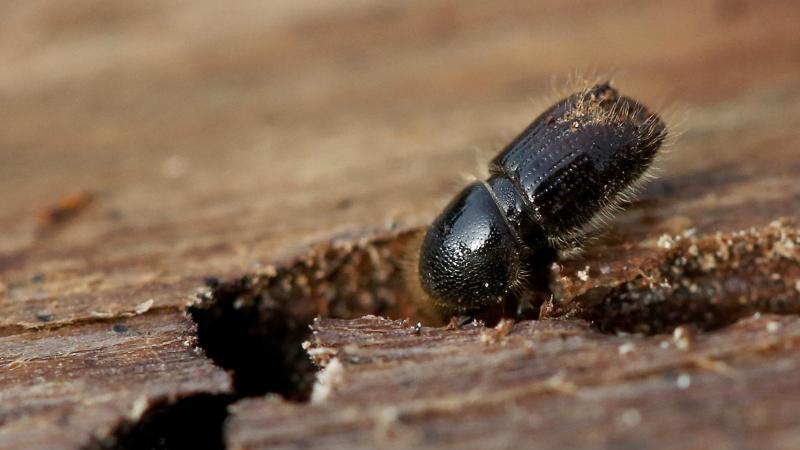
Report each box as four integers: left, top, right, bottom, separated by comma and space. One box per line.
567, 272, 800, 335
188, 228, 425, 400
86, 394, 233, 450
94, 227, 426, 449
543, 221, 800, 335
190, 277, 318, 400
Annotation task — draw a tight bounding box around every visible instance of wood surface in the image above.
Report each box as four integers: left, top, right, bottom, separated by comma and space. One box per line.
1, 0, 800, 449
230, 314, 800, 449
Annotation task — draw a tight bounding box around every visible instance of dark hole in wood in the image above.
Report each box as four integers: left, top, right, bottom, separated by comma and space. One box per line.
91, 228, 424, 449
189, 228, 424, 400
190, 277, 319, 400
542, 222, 800, 335
85, 394, 233, 450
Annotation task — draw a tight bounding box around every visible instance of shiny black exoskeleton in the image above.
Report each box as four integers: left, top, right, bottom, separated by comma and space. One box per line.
418, 83, 667, 316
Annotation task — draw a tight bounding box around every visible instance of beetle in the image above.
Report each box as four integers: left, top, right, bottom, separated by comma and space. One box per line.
417, 82, 667, 318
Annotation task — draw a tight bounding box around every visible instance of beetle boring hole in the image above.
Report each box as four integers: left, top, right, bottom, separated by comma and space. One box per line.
190, 280, 317, 400
86, 394, 232, 450
188, 227, 430, 401
576, 283, 800, 336
543, 221, 800, 335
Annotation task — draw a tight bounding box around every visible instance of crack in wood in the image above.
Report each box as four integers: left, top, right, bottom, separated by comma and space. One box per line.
84, 394, 232, 450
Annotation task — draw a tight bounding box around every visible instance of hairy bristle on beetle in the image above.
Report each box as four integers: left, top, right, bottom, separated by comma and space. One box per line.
545, 85, 668, 255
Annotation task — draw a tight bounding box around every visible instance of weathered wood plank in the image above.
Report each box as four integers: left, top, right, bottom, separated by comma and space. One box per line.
0, 312, 230, 449
229, 314, 800, 450
0, 0, 799, 448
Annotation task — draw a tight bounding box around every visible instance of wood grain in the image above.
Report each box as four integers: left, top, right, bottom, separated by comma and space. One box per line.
0, 312, 230, 449
229, 314, 800, 450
